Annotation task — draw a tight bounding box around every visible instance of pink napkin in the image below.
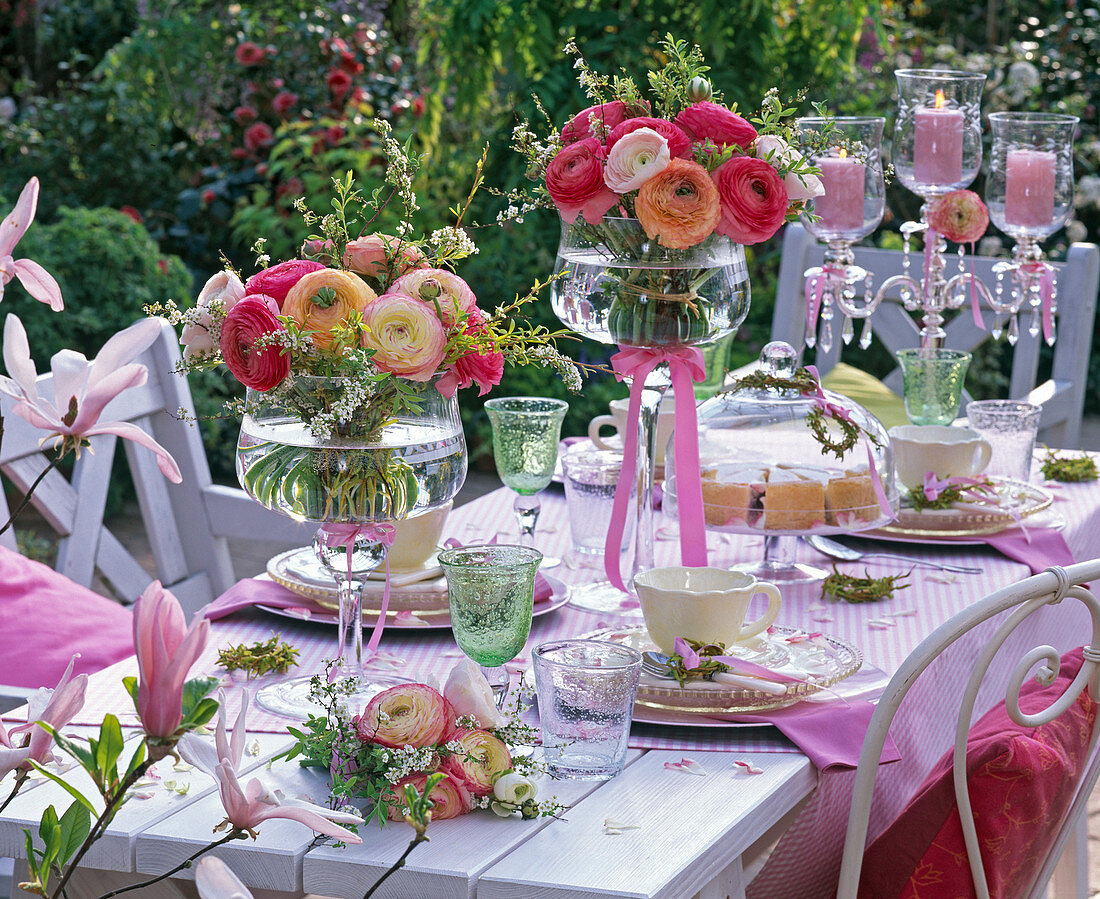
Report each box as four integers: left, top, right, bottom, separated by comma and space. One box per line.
725, 699, 901, 771
203, 574, 555, 621
983, 527, 1075, 575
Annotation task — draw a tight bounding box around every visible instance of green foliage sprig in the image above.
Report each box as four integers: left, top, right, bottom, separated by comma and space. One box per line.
217, 635, 300, 678
667, 638, 736, 686
908, 477, 997, 512
822, 567, 910, 603
1040, 448, 1098, 483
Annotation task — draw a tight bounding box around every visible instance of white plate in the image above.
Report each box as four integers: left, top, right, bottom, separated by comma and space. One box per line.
272, 547, 443, 590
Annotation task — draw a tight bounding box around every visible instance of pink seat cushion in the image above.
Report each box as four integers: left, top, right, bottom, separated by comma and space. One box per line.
859, 647, 1097, 899
0, 545, 134, 689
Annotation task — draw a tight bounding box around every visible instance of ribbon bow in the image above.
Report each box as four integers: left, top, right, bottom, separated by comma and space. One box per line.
605, 345, 708, 591
319, 522, 397, 658
921, 471, 995, 503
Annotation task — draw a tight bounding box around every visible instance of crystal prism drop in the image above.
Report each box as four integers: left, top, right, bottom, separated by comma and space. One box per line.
842, 316, 855, 345
991, 317, 1003, 341
1047, 317, 1057, 346
859, 317, 873, 349
805, 331, 816, 349
1007, 315, 1020, 346
1028, 309, 1041, 338
820, 319, 834, 354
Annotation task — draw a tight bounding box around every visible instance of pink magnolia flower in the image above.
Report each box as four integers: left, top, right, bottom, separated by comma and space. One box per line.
214, 761, 362, 840
177, 689, 249, 777
195, 857, 253, 899
132, 580, 210, 747
0, 315, 182, 482
0, 178, 63, 311
361, 293, 447, 382
603, 127, 671, 193
0, 654, 87, 780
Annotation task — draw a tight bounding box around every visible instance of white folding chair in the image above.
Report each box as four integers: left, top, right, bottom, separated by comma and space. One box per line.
772, 224, 1100, 448
0, 318, 312, 618
837, 560, 1100, 899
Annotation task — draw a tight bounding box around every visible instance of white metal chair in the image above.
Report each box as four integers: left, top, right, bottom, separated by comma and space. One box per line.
0, 318, 312, 618
772, 224, 1100, 448
837, 560, 1100, 899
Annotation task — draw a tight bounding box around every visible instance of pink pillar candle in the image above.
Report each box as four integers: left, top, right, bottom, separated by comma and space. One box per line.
914, 106, 964, 185
1005, 149, 1056, 227
815, 155, 865, 231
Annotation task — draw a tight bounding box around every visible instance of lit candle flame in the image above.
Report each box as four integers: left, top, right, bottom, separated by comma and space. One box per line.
934, 88, 946, 109
838, 148, 848, 159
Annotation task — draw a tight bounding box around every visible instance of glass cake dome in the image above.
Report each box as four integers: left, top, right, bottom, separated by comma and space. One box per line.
665, 341, 899, 581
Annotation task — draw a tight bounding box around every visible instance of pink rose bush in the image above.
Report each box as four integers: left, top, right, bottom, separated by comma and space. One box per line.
518, 37, 830, 248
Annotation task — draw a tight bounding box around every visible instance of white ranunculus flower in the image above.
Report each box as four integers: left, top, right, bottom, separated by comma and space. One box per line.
493, 771, 538, 807
443, 657, 506, 728
181, 270, 245, 361
602, 127, 671, 193
755, 135, 824, 201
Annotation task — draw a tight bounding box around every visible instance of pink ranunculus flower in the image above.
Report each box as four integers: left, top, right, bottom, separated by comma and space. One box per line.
220, 296, 289, 391
235, 42, 266, 66
181, 270, 245, 362
0, 654, 87, 781
243, 122, 274, 153
0, 315, 182, 481
132, 580, 210, 751
361, 293, 447, 382
382, 771, 471, 821
232, 105, 258, 126
356, 682, 452, 748
606, 116, 692, 159
675, 101, 758, 150
271, 90, 298, 115
390, 268, 476, 328
0, 178, 63, 311
443, 657, 506, 728
440, 728, 512, 796
711, 155, 789, 245
343, 233, 427, 283
602, 127, 671, 193
928, 189, 989, 244
195, 857, 253, 899
244, 259, 325, 307
560, 101, 632, 144
753, 135, 824, 201
436, 309, 503, 398
545, 137, 619, 226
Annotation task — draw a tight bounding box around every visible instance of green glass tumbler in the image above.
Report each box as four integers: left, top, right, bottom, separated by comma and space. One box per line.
897, 348, 971, 426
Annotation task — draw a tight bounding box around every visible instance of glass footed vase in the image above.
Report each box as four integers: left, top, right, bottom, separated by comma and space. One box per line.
549, 215, 750, 594
236, 374, 467, 717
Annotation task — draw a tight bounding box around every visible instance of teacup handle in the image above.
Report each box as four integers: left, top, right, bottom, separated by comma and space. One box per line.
738, 583, 783, 640
974, 438, 993, 475
588, 415, 618, 451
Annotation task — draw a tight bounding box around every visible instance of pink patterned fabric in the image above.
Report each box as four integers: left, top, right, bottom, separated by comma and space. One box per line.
0, 545, 133, 688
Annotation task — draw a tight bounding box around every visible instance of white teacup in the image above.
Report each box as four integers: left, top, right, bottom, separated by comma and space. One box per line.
633, 566, 782, 656
387, 501, 452, 570
588, 398, 676, 465
889, 425, 993, 491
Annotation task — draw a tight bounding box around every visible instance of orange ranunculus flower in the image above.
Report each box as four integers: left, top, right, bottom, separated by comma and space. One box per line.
634, 158, 721, 249
281, 269, 375, 350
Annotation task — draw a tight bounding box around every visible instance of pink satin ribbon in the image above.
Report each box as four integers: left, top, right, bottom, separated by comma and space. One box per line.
319, 522, 396, 657
969, 242, 985, 330
605, 345, 708, 591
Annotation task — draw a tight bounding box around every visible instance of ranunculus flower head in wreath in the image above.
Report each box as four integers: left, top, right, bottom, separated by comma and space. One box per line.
602, 127, 671, 194
382, 771, 472, 821
356, 681, 453, 749
244, 259, 326, 306
560, 100, 631, 144
281, 268, 376, 351
634, 157, 721, 248
342, 233, 427, 283
361, 292, 448, 382
711, 155, 789, 245
545, 137, 619, 226
606, 116, 692, 159
439, 728, 513, 796
219, 296, 290, 391
391, 268, 477, 328
928, 190, 989, 244
674, 101, 758, 151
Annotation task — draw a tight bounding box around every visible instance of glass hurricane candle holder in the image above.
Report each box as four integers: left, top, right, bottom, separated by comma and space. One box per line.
985, 112, 1079, 346
797, 116, 887, 352
893, 69, 986, 197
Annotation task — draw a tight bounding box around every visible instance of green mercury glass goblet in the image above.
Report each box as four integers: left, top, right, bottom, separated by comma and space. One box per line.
484, 396, 569, 567
438, 544, 543, 696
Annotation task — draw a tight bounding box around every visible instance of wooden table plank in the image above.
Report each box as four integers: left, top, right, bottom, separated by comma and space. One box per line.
302, 750, 646, 899
477, 750, 816, 899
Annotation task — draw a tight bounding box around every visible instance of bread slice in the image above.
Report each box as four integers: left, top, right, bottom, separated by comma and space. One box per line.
825, 473, 878, 526
762, 469, 825, 530
700, 465, 767, 527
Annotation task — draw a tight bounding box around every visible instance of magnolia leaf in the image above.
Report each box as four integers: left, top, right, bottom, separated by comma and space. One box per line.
181, 676, 220, 718
181, 696, 220, 731
36, 723, 95, 772
95, 715, 125, 782
28, 762, 97, 815
122, 676, 139, 710
56, 801, 91, 865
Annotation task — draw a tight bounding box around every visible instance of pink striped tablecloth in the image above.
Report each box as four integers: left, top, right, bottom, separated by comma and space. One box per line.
64, 471, 1100, 899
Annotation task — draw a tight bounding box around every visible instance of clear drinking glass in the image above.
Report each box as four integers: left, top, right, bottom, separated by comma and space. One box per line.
965, 400, 1041, 482
484, 396, 568, 565
439, 544, 542, 693
897, 348, 972, 426
532, 639, 642, 780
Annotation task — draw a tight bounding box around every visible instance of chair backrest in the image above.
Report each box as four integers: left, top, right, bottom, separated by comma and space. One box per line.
0, 318, 312, 617
836, 559, 1100, 899
773, 224, 1100, 447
